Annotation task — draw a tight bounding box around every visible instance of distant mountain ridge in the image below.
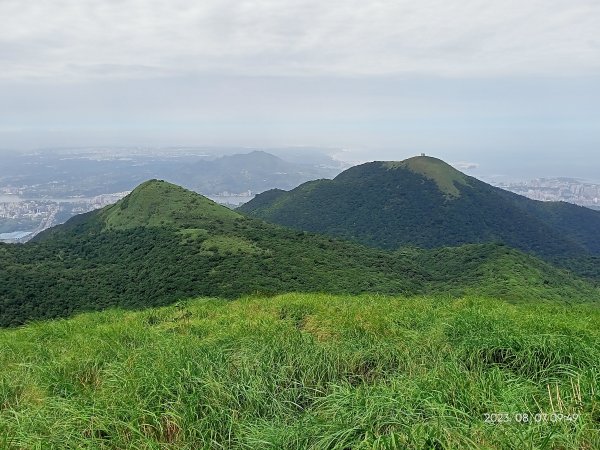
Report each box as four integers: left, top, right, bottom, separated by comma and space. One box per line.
0, 149, 344, 242
175, 150, 341, 196
3, 179, 597, 327
239, 156, 600, 266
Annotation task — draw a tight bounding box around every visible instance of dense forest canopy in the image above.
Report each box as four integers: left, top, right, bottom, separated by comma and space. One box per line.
240, 156, 600, 280
2, 179, 597, 327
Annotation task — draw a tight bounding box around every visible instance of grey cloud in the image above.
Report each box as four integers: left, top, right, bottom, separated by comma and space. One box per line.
452, 162, 480, 171
1, 0, 599, 80
0, 0, 598, 178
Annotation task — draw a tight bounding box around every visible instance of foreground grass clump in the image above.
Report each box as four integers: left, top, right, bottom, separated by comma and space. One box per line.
1, 294, 599, 449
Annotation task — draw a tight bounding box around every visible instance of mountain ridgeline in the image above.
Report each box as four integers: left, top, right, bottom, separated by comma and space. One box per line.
183, 150, 341, 195
1, 179, 597, 327
239, 156, 600, 270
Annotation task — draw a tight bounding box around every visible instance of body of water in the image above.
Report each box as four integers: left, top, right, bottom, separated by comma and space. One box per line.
0, 231, 32, 240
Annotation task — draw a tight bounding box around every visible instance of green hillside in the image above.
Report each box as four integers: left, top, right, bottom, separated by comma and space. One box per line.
239, 156, 600, 273
2, 180, 597, 327
1, 293, 598, 449
384, 156, 469, 198
103, 179, 240, 230
36, 179, 240, 238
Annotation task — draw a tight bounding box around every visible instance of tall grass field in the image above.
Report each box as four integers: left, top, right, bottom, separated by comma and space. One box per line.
1, 294, 599, 449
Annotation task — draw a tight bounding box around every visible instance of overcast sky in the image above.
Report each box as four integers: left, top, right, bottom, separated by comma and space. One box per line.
1, 0, 599, 179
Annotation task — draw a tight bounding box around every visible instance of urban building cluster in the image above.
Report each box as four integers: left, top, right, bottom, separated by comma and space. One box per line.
0, 191, 129, 243
497, 178, 600, 210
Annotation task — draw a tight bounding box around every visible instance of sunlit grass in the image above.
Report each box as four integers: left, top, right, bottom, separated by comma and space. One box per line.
1, 294, 598, 449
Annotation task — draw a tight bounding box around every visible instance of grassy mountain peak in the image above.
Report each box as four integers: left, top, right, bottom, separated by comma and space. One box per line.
240, 157, 600, 267
5, 177, 600, 326
100, 179, 241, 230
383, 155, 469, 198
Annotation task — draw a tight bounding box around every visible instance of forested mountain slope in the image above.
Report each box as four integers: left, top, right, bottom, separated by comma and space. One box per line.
240, 156, 600, 266
2, 180, 597, 327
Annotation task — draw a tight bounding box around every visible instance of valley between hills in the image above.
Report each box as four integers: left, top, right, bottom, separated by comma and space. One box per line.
1, 156, 599, 449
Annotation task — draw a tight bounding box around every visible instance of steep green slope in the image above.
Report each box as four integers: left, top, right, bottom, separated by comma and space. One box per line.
102, 179, 241, 229
384, 156, 469, 197
1, 293, 598, 448
501, 191, 600, 254
415, 244, 597, 300
2, 180, 597, 327
36, 179, 240, 238
239, 156, 600, 266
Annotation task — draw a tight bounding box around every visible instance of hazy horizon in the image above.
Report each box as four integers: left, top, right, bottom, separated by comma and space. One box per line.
1, 1, 599, 181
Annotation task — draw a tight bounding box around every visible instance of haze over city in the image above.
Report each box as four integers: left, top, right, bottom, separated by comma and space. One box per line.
1, 0, 599, 180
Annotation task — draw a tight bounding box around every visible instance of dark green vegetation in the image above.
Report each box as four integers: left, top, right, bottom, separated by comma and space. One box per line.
1, 294, 598, 449
2, 174, 599, 449
2, 179, 598, 327
239, 156, 600, 277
